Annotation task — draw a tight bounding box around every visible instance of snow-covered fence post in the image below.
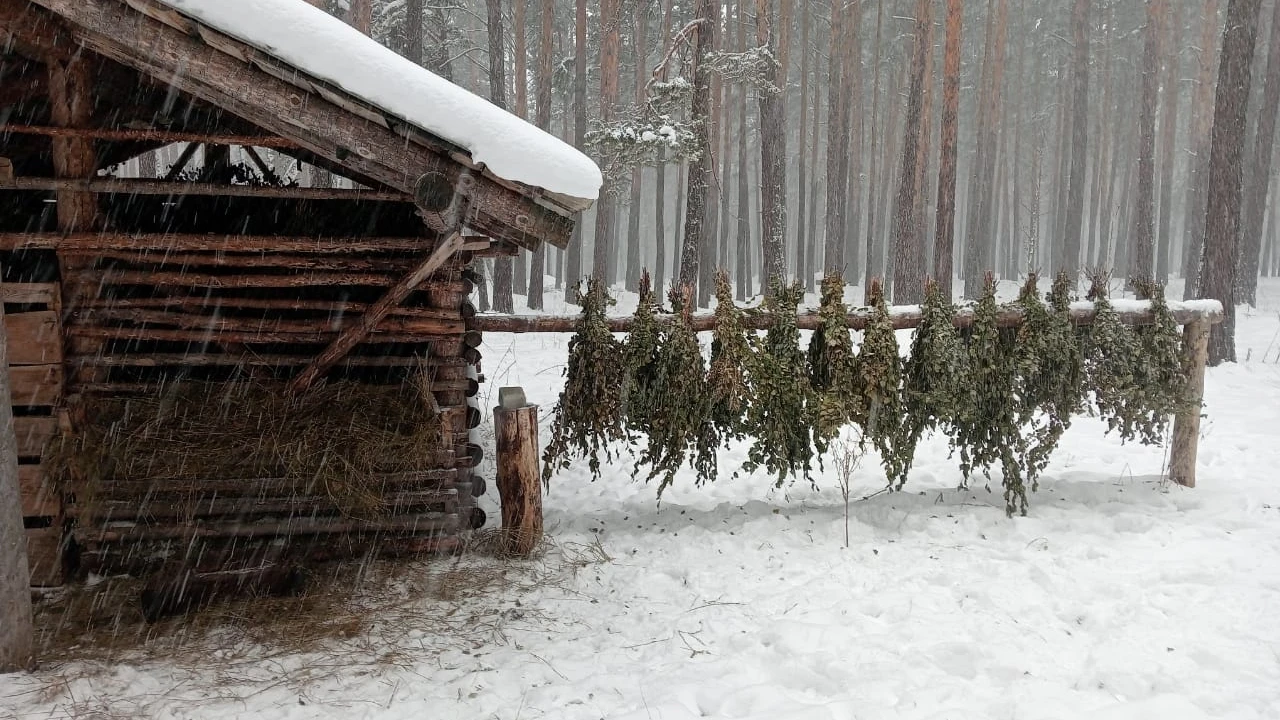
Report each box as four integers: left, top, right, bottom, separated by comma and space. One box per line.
1169, 318, 1211, 488
494, 388, 542, 556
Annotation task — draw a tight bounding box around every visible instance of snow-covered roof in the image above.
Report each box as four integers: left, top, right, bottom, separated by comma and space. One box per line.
154, 0, 603, 204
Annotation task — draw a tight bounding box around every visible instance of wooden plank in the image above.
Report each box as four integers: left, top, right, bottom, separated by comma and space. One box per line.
84, 296, 463, 320
0, 232, 439, 254
60, 249, 426, 273
73, 308, 464, 336
78, 513, 461, 543
9, 364, 61, 406
25, 0, 575, 249
69, 468, 461, 499
288, 232, 464, 394
25, 526, 63, 587
71, 353, 471, 373
4, 311, 61, 365
19, 464, 59, 518
65, 325, 466, 348
0, 283, 57, 306
68, 489, 459, 521
6, 176, 411, 202
13, 416, 57, 458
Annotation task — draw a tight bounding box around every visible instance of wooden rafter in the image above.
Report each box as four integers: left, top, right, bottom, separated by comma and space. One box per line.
22, 0, 572, 250
2, 176, 411, 202
0, 124, 299, 148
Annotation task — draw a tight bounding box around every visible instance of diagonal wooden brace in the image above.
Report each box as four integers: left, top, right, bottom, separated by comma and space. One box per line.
287, 171, 474, 395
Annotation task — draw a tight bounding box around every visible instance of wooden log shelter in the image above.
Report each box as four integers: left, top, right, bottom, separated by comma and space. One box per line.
0, 0, 598, 586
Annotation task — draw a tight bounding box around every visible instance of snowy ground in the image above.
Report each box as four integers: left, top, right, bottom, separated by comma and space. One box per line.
3, 279, 1280, 720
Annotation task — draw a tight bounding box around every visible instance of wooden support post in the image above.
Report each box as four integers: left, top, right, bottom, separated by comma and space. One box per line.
494, 390, 542, 556
1170, 318, 1210, 488
0, 286, 35, 671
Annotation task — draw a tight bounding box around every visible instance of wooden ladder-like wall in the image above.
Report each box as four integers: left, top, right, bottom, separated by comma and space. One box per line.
3, 281, 65, 587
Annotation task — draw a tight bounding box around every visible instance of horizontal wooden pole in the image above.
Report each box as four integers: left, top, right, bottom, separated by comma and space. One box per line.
0, 123, 301, 148
0, 232, 439, 254
72, 307, 464, 336
68, 489, 460, 521
65, 324, 466, 347
69, 469, 461, 499
79, 513, 461, 543
62, 248, 427, 272
4, 175, 410, 202
468, 299, 1227, 334
69, 353, 471, 372
82, 296, 462, 320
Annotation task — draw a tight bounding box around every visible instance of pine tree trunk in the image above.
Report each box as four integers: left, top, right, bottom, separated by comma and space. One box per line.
1183, 0, 1223, 298
700, 1, 724, 308
528, 0, 554, 309
625, 0, 650, 293
405, 0, 424, 64
679, 0, 717, 293
962, 0, 998, 298
864, 0, 885, 294
1155, 0, 1179, 281
935, 0, 962, 296
891, 0, 932, 304
566, 0, 588, 300
1199, 0, 1264, 364
592, 0, 621, 285
512, 0, 529, 296
735, 3, 752, 300
654, 0, 677, 295
843, 1, 865, 285
823, 1, 850, 277
755, 0, 787, 294
1132, 0, 1162, 285
796, 0, 811, 291
487, 0, 515, 313
347, 0, 372, 34
1063, 0, 1090, 286
1238, 0, 1280, 306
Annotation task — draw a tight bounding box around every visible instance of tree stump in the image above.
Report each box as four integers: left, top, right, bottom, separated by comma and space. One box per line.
1170, 318, 1210, 488
494, 394, 541, 556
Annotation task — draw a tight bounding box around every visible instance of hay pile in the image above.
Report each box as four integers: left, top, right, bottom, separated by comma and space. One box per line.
48, 377, 443, 521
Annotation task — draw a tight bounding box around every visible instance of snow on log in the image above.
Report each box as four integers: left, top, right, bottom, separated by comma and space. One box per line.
468, 299, 1226, 334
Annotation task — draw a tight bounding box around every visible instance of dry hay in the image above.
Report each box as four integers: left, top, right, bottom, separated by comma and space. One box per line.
46, 375, 444, 522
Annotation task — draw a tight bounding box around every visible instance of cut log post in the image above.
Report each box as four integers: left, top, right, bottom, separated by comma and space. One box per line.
494, 391, 541, 556
1170, 318, 1210, 488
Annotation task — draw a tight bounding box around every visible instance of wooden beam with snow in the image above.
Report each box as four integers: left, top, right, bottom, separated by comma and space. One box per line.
23, 0, 572, 250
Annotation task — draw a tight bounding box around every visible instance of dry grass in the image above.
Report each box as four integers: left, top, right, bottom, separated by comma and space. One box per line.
46, 376, 443, 522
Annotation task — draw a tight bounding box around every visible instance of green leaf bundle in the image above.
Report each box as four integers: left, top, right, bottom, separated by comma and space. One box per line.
808, 274, 865, 446
853, 281, 909, 490
899, 280, 969, 489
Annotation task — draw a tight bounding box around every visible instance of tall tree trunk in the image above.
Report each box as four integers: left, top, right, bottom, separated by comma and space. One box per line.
625, 0, 650, 292
528, 0, 554, 309
700, 1, 723, 308
1199, 0, 1264, 365
796, 0, 811, 291
1133, 0, 1162, 285
962, 0, 998, 298
843, 0, 865, 285
593, 0, 622, 285
487, 0, 515, 313
654, 0, 677, 295
864, 0, 886, 294
935, 0, 962, 296
347, 0, 372, 34
406, 0, 424, 64
1184, 0, 1224, 297
736, 3, 752, 299
1238, 0, 1280, 305
1063, 0, 1090, 286
806, 1, 825, 293
513, 0, 529, 296
567, 0, 588, 299
824, 1, 850, 277
756, 0, 787, 293
679, 0, 717, 292
1155, 0, 1179, 281
891, 0, 933, 304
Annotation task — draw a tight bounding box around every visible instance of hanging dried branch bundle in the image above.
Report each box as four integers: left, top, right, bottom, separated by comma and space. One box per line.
542, 279, 628, 483
853, 280, 910, 490
707, 271, 752, 441
742, 284, 822, 486
1011, 273, 1087, 489
808, 274, 866, 446
623, 272, 663, 439
899, 280, 969, 489
951, 276, 1025, 515
633, 286, 717, 494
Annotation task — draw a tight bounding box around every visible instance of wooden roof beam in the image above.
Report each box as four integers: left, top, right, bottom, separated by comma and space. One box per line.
25, 0, 571, 250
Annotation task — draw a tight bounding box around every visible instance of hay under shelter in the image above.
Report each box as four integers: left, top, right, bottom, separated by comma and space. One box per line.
0, 0, 599, 586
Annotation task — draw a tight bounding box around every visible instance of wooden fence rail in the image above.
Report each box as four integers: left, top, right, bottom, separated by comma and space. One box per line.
471, 298, 1224, 490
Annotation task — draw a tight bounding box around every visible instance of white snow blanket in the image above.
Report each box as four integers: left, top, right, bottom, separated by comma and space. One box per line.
154, 0, 602, 202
